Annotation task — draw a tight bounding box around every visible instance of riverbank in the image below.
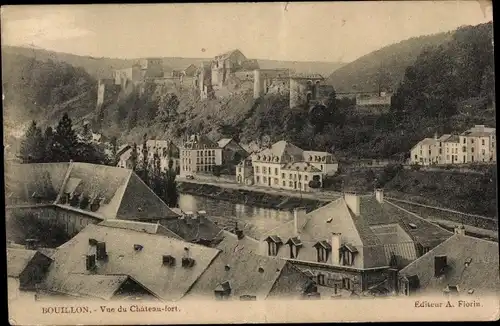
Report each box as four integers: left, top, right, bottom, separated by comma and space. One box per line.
177, 181, 331, 212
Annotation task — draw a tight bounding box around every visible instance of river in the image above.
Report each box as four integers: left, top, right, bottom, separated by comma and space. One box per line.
178, 193, 293, 237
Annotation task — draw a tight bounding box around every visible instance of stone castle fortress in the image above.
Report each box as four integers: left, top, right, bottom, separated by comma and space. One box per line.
96, 49, 336, 110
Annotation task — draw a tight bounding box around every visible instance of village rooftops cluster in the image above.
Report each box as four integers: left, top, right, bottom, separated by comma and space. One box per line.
33, 223, 312, 301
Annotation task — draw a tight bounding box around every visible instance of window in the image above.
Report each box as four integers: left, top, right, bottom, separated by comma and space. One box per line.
282, 173, 285, 179
317, 247, 329, 262
289, 181, 293, 187
275, 168, 278, 175
342, 278, 352, 290
462, 146, 466, 153
274, 178, 278, 185
463, 138, 466, 144
317, 274, 326, 286
482, 149, 485, 155
255, 166, 260, 173
414, 155, 418, 159
263, 167, 267, 174
238, 167, 241, 173
201, 151, 203, 157
256, 176, 260, 183
471, 147, 475, 153
341, 251, 354, 266
439, 149, 442, 154
268, 242, 279, 256
282, 181, 286, 186
428, 150, 431, 155
304, 175, 308, 181
471, 139, 474, 144
471, 155, 474, 162
482, 139, 485, 145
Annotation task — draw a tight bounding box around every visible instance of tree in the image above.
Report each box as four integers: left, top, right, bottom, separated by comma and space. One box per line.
162, 158, 179, 207
213, 165, 222, 179
19, 120, 45, 163
140, 133, 149, 183
43, 126, 55, 163
110, 136, 118, 165
52, 113, 78, 162
130, 143, 139, 171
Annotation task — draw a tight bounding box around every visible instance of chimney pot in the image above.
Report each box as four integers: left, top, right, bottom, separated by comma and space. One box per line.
454, 225, 466, 236
293, 207, 307, 236
375, 188, 384, 203
344, 193, 360, 216
331, 233, 341, 265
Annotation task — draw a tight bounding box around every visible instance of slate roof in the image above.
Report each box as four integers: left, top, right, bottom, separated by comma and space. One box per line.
45, 273, 131, 300
261, 194, 452, 270
98, 219, 183, 240
253, 141, 304, 164
443, 135, 460, 143
302, 150, 336, 163
399, 234, 500, 296
183, 135, 219, 150
461, 131, 494, 137
5, 163, 70, 206
362, 197, 453, 248
42, 224, 221, 301
281, 162, 322, 173
185, 231, 305, 300
6, 162, 180, 221
215, 49, 245, 61
160, 215, 224, 245
217, 138, 233, 149
7, 248, 37, 277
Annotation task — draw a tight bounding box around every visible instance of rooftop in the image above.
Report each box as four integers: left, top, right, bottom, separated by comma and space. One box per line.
6, 162, 180, 221
7, 248, 38, 277
253, 141, 304, 164
42, 224, 221, 301
399, 234, 499, 296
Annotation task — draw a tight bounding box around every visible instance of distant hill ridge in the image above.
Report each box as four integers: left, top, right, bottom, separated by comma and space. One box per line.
326, 31, 455, 93
2, 46, 346, 79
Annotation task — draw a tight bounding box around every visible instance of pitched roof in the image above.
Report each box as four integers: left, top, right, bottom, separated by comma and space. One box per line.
217, 138, 233, 149
5, 163, 70, 206
183, 134, 219, 150
437, 134, 452, 142
215, 49, 245, 61
399, 235, 500, 296
363, 197, 453, 248
98, 219, 183, 240
45, 273, 131, 300
461, 130, 494, 137
443, 135, 460, 143
253, 141, 304, 163
281, 161, 322, 172
289, 73, 324, 80
7, 248, 37, 277
42, 224, 221, 301
302, 150, 336, 163
261, 194, 452, 270
160, 215, 223, 244
185, 231, 303, 300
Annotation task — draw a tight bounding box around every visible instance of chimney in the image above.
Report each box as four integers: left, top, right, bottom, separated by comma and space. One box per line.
375, 188, 384, 203
25, 239, 39, 250
344, 193, 360, 216
454, 225, 466, 236
331, 233, 342, 265
183, 247, 190, 259
434, 255, 447, 277
293, 207, 307, 236
387, 268, 399, 294
434, 132, 438, 140
86, 254, 96, 271
96, 241, 107, 260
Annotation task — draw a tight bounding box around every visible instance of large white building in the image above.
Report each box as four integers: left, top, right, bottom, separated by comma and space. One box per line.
180, 135, 223, 176
410, 125, 496, 166
237, 140, 338, 192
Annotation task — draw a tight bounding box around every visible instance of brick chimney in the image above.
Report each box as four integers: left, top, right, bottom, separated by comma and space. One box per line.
331, 233, 341, 265
375, 188, 384, 203
344, 192, 360, 216
293, 207, 307, 236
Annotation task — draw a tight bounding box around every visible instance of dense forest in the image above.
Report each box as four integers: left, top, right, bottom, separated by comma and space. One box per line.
2, 52, 97, 126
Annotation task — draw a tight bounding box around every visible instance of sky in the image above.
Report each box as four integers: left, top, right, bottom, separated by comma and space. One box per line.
1, 1, 493, 63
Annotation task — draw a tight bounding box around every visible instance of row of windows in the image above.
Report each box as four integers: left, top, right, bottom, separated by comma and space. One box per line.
182, 165, 215, 172
267, 243, 356, 266
181, 150, 216, 157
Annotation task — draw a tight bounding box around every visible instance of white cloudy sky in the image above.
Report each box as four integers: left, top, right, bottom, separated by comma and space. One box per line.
1, 2, 493, 62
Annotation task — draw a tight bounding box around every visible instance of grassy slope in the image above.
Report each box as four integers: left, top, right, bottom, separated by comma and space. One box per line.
326, 32, 453, 93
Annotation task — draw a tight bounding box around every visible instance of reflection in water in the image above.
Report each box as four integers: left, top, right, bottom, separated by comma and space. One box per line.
178, 193, 293, 234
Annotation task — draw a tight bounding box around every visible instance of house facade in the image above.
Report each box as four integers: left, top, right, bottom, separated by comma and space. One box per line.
241, 141, 338, 192
258, 190, 452, 297
180, 134, 223, 176
410, 125, 496, 165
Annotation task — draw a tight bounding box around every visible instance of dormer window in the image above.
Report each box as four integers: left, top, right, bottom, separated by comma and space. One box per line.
313, 241, 331, 263
285, 237, 303, 259
214, 281, 231, 300
264, 235, 283, 256
339, 244, 358, 266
